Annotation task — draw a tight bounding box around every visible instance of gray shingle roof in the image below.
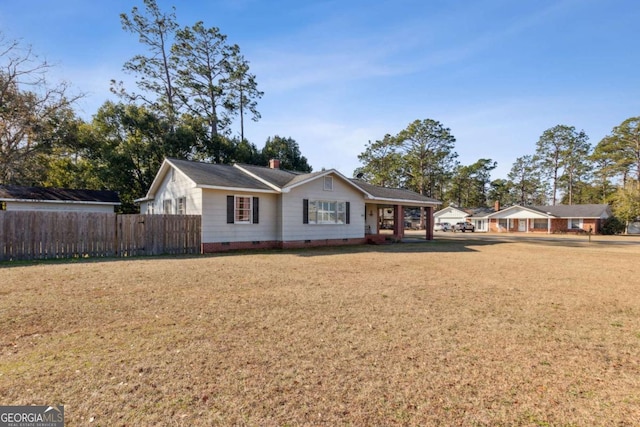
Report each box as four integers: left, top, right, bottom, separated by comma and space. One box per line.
165, 159, 441, 205
350, 180, 440, 204
0, 185, 120, 204
530, 204, 610, 218
168, 159, 274, 191
284, 171, 328, 188
235, 163, 303, 187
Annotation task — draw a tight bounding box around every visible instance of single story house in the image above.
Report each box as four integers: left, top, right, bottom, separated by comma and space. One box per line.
0, 185, 121, 213
136, 158, 441, 252
484, 204, 612, 234
433, 205, 469, 226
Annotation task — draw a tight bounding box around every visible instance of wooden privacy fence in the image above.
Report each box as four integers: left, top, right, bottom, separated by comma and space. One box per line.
0, 211, 201, 261
116, 214, 201, 257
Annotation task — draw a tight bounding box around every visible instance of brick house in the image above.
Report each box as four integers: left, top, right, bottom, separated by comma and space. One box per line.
485, 204, 611, 234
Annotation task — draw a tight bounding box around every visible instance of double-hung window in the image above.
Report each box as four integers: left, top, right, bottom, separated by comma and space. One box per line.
235, 196, 252, 223
176, 197, 186, 215
227, 195, 259, 224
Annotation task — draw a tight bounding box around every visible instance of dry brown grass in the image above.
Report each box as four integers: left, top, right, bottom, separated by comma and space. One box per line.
1, 237, 640, 426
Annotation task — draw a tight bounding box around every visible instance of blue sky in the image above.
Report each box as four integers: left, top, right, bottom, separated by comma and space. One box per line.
2, 0, 639, 179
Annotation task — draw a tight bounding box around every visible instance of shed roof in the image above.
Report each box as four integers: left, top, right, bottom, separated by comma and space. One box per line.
0, 185, 120, 204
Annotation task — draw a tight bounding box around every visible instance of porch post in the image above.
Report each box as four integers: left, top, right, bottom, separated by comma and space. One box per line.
425, 206, 434, 240
393, 204, 404, 240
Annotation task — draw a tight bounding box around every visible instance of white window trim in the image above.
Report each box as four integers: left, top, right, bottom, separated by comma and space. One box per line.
308, 200, 346, 225
323, 176, 333, 191
568, 218, 582, 229
176, 197, 186, 215
234, 195, 252, 224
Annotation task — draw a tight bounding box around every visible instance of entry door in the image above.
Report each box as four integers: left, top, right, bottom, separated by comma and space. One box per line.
518, 219, 526, 232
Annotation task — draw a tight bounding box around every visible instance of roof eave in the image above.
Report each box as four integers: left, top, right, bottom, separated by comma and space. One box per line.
365, 196, 441, 206
197, 184, 279, 194
142, 159, 172, 200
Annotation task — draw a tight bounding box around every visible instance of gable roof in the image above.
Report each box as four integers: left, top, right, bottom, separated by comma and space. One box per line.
167, 159, 275, 191
0, 185, 120, 205
139, 158, 441, 206
434, 205, 469, 217
485, 203, 611, 219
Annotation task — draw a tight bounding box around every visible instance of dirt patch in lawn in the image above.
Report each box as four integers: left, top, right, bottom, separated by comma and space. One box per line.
1, 239, 639, 426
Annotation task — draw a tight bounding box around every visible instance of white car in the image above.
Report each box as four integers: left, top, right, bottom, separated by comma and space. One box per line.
434, 222, 451, 232
454, 222, 475, 232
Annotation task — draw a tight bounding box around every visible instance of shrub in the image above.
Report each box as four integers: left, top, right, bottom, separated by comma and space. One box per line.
600, 216, 625, 235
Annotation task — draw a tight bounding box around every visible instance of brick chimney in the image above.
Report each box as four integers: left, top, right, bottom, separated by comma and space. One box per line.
494, 200, 500, 212
269, 159, 280, 169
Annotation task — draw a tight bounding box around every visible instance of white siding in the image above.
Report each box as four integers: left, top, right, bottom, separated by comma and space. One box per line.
434, 207, 467, 225
280, 173, 365, 241
491, 207, 548, 219
145, 167, 202, 215
628, 221, 640, 234
201, 190, 278, 243
4, 201, 115, 213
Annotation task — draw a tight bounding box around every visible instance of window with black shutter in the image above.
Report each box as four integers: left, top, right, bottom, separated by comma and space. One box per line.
253, 197, 259, 224
228, 195, 259, 224
227, 196, 234, 224
303, 199, 309, 224
346, 201, 350, 224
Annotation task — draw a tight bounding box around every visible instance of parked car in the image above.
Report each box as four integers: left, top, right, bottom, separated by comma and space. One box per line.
434, 222, 451, 232
454, 222, 475, 232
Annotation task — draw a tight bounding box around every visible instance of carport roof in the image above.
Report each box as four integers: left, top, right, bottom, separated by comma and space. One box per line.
350, 180, 441, 206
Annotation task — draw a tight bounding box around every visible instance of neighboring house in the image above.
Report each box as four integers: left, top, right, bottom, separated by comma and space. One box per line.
434, 205, 494, 231
136, 158, 441, 252
433, 205, 469, 226
0, 185, 121, 213
485, 204, 611, 234
628, 221, 640, 234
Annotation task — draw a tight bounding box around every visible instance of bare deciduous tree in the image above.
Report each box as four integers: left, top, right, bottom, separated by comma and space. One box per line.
0, 33, 83, 184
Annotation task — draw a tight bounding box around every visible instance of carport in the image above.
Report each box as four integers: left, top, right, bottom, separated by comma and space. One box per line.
361, 198, 440, 241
